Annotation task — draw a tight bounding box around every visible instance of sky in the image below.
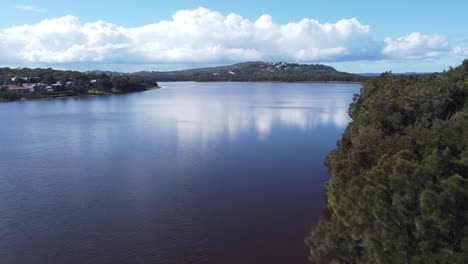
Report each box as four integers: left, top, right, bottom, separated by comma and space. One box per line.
0, 0, 467, 73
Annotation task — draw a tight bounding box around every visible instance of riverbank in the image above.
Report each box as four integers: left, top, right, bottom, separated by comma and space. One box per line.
0, 86, 160, 103
306, 60, 468, 263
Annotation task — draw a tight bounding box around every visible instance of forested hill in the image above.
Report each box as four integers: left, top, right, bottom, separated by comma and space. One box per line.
131, 61, 368, 82
306, 60, 468, 263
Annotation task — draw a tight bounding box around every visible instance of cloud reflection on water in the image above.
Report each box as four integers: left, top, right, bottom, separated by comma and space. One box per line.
146, 82, 358, 147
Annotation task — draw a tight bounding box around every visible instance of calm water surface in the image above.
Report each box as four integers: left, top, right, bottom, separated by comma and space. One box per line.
0, 82, 360, 264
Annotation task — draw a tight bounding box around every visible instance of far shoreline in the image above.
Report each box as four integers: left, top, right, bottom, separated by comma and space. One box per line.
0, 81, 365, 103
158, 80, 365, 84
0, 86, 161, 103
1, 80, 366, 103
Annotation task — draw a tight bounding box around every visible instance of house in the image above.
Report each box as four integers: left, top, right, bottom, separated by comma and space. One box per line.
33, 83, 47, 92
0, 76, 13, 85
11, 76, 42, 83
23, 84, 35, 91
8, 85, 33, 93
52, 82, 64, 90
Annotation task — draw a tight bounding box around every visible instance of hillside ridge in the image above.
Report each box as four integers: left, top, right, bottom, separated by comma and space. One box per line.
130, 61, 367, 82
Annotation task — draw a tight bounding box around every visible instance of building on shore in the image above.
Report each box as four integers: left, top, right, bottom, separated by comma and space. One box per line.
8, 85, 34, 93
33, 83, 47, 92
11, 77, 42, 83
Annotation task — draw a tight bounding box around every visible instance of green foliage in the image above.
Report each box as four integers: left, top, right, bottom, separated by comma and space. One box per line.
0, 91, 22, 101
463, 60, 468, 74
43, 74, 57, 85
111, 75, 148, 93
307, 61, 468, 263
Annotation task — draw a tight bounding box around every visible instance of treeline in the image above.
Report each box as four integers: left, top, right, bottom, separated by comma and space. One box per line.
0, 67, 157, 101
306, 61, 468, 263
132, 62, 369, 82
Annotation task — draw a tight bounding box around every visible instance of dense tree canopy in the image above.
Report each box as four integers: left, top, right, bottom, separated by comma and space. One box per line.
111, 76, 149, 93
306, 60, 468, 263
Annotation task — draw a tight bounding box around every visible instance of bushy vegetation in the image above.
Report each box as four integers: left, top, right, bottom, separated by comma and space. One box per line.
306, 60, 468, 263
111, 75, 148, 93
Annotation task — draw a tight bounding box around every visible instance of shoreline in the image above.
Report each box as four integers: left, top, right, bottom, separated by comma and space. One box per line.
0, 86, 161, 103
159, 80, 364, 84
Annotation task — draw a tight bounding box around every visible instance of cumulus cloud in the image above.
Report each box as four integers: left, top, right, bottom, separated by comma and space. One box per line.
15, 5, 46, 13
382, 33, 450, 59
0, 7, 464, 67
451, 46, 468, 56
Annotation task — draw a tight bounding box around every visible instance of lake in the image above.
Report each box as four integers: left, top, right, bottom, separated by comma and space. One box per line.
0, 82, 360, 264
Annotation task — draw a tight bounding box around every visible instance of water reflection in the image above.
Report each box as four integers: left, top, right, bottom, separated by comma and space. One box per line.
152, 82, 354, 144
0, 82, 361, 264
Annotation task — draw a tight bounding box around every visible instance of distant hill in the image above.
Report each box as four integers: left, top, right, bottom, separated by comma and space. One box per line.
131, 61, 369, 82
359, 72, 431, 77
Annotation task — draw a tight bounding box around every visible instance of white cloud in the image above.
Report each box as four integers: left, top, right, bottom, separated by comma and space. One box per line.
451, 46, 468, 56
15, 5, 46, 13
0, 7, 465, 68
382, 33, 450, 59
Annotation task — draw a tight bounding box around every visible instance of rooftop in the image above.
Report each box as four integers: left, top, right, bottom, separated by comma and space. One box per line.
8, 86, 32, 90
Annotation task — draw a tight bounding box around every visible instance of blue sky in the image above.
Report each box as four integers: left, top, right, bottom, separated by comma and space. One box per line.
1, 0, 467, 72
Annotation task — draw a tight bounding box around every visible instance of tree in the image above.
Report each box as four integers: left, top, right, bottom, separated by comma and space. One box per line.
44, 75, 57, 85
307, 61, 468, 264
111, 76, 146, 93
